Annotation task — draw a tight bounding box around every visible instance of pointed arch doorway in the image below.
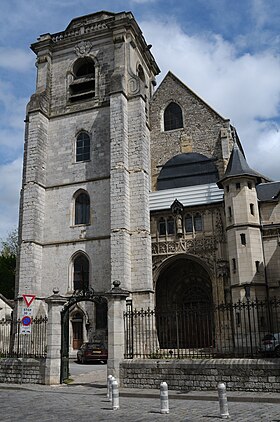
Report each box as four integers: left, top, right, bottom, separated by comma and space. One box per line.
156, 256, 214, 349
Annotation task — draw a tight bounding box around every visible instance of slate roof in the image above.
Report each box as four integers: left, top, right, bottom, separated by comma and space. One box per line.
217, 143, 270, 188
257, 182, 280, 202
157, 153, 219, 190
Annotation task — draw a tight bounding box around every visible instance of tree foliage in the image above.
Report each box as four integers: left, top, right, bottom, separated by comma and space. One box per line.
0, 229, 18, 299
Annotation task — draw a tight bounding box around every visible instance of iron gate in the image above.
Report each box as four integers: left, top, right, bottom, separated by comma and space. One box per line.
60, 289, 107, 383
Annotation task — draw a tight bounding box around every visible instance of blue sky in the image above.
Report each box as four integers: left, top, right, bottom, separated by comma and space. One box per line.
0, 0, 279, 241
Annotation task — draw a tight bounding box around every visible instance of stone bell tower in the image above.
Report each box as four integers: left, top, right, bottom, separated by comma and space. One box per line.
17, 11, 160, 310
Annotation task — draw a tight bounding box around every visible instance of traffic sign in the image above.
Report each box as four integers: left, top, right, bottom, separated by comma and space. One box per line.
22, 294, 36, 307
21, 316, 32, 326
23, 307, 33, 316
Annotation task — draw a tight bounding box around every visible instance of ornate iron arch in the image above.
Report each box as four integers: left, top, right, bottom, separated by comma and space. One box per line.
60, 288, 108, 383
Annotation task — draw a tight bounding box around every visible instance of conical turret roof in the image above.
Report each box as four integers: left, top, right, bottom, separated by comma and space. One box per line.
217, 143, 270, 188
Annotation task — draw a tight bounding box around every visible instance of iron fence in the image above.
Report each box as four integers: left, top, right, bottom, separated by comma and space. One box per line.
0, 316, 48, 358
124, 298, 280, 359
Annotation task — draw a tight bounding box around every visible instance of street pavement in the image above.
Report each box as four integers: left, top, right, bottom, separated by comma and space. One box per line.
0, 365, 280, 421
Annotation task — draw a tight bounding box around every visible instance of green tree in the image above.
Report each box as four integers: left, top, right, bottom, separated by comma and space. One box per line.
0, 229, 18, 299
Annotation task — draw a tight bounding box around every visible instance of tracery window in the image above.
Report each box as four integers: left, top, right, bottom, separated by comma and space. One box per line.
184, 213, 203, 234
158, 217, 175, 236
75, 191, 90, 225
194, 213, 203, 232
164, 102, 183, 131
76, 132, 90, 162
73, 254, 89, 291
157, 213, 203, 236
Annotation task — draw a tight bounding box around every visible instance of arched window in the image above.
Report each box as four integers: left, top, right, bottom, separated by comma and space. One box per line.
194, 213, 202, 232
73, 254, 89, 291
158, 218, 166, 236
184, 213, 203, 233
164, 102, 183, 131
185, 214, 193, 233
75, 191, 90, 225
76, 132, 90, 162
70, 58, 95, 102
167, 217, 175, 235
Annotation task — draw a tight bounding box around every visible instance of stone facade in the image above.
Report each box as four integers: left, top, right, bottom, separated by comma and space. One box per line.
16, 10, 280, 383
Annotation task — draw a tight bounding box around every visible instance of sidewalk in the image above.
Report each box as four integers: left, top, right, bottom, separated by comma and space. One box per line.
1, 377, 280, 422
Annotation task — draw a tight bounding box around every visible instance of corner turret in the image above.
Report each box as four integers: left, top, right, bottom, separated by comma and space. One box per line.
218, 142, 268, 301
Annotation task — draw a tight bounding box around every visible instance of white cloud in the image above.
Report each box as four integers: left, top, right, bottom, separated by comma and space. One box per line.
0, 48, 34, 72
0, 157, 22, 240
0, 80, 27, 149
141, 18, 280, 180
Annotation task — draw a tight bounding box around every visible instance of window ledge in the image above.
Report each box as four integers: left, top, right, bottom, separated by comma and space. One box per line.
70, 224, 91, 228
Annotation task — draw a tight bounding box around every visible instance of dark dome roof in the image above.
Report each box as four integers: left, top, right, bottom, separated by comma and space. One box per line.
157, 153, 219, 190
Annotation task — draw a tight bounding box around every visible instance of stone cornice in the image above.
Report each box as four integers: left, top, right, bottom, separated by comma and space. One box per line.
226, 223, 261, 231
23, 175, 110, 191
21, 235, 110, 248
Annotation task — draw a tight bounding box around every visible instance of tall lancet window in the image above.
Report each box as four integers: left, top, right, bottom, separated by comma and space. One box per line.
73, 254, 89, 291
75, 191, 90, 225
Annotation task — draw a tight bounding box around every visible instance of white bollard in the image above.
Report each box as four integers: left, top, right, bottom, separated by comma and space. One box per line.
107, 375, 113, 399
109, 376, 115, 402
160, 381, 169, 414
112, 379, 120, 410
218, 382, 230, 419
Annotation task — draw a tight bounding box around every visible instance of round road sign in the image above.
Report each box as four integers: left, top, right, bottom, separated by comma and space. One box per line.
22, 316, 32, 326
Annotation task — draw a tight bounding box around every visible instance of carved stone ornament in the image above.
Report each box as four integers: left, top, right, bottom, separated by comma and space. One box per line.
75, 41, 93, 57
128, 77, 140, 95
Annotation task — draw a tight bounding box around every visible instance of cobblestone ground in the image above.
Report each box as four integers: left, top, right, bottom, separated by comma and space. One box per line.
1, 383, 280, 422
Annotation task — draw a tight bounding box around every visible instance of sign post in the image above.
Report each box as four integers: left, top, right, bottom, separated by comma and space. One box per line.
20, 297, 35, 335
20, 294, 36, 383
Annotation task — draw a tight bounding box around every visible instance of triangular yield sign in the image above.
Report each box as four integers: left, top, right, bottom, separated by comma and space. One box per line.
22, 294, 36, 307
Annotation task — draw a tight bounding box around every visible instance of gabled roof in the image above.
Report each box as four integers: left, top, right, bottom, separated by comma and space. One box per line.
217, 143, 271, 188
153, 71, 228, 122
257, 182, 280, 202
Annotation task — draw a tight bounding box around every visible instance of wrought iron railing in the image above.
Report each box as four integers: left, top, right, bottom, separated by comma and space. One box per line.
0, 316, 48, 358
124, 298, 280, 359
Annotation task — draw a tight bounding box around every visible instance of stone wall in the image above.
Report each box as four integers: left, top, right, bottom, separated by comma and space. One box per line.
0, 358, 46, 384
120, 359, 280, 392
150, 72, 233, 190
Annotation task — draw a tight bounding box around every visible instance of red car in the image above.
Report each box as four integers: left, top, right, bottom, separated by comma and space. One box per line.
77, 341, 108, 364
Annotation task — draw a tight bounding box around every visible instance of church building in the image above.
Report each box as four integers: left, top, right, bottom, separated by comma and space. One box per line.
16, 11, 280, 356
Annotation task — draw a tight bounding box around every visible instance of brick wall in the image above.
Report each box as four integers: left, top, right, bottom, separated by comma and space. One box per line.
0, 358, 46, 384
120, 359, 280, 392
